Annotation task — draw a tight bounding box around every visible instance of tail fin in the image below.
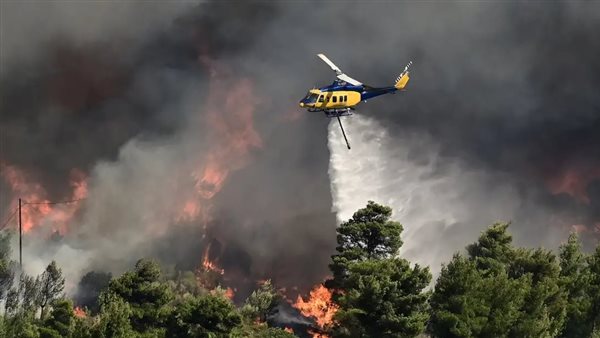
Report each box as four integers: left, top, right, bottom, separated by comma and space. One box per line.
394, 61, 412, 90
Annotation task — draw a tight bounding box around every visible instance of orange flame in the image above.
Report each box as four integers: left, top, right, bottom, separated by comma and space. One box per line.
284, 327, 294, 334
190, 57, 262, 205
73, 306, 86, 318
547, 167, 600, 204
309, 332, 329, 338
294, 284, 338, 332
177, 200, 202, 223
201, 244, 224, 275
173, 56, 261, 235
193, 159, 229, 200
182, 55, 262, 281
224, 287, 235, 300
1, 164, 87, 233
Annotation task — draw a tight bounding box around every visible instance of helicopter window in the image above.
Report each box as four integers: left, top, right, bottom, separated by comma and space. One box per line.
304, 93, 319, 103
318, 95, 324, 102
344, 95, 348, 102
332, 96, 337, 103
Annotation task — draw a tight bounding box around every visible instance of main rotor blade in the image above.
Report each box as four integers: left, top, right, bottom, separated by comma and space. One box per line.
317, 53, 343, 75
318, 54, 363, 85
337, 74, 362, 86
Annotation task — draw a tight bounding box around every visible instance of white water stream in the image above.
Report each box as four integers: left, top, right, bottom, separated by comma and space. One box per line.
327, 114, 533, 273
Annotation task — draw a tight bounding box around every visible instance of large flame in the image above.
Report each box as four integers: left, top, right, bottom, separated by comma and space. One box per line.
191, 65, 262, 202
294, 284, 338, 335
176, 54, 262, 289
1, 164, 87, 233
174, 55, 261, 227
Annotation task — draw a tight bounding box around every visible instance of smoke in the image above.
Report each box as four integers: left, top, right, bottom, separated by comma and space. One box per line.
329, 115, 560, 271
1, 0, 334, 295
323, 2, 600, 271
1, 1, 599, 297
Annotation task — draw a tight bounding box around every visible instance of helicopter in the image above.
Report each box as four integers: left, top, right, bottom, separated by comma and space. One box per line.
299, 53, 412, 149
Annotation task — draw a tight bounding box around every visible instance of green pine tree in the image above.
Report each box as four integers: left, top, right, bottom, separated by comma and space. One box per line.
327, 201, 431, 338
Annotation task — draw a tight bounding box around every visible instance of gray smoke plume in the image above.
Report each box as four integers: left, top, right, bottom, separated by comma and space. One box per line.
1, 1, 599, 298
322, 2, 600, 272
1, 0, 334, 296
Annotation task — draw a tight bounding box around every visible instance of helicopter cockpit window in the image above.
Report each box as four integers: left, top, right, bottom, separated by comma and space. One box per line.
304, 92, 319, 103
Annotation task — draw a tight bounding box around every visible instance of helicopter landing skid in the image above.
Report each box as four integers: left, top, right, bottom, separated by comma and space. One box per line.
307, 107, 354, 117
323, 108, 353, 118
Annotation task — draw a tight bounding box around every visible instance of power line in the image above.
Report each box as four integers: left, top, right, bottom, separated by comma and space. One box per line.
23, 198, 86, 205
0, 199, 84, 228
0, 207, 18, 231
2, 196, 86, 270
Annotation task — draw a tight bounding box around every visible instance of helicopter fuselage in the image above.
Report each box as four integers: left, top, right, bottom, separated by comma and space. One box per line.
298, 81, 398, 114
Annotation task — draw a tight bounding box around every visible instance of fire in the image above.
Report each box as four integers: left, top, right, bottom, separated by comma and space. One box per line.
1, 164, 87, 233
177, 200, 202, 223
224, 287, 235, 300
190, 56, 262, 205
193, 159, 229, 200
201, 244, 224, 275
547, 166, 600, 204
294, 284, 338, 330
181, 54, 262, 281
73, 306, 86, 318
284, 327, 294, 334
70, 169, 88, 201
174, 55, 262, 233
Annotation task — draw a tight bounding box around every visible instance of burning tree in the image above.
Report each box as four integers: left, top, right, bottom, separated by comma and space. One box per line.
325, 201, 432, 337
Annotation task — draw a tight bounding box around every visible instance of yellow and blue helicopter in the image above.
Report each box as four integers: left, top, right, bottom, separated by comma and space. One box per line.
299, 53, 412, 149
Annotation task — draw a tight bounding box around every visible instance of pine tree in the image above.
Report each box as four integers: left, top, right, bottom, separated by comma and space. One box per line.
430, 223, 567, 338
327, 201, 431, 337
559, 233, 593, 337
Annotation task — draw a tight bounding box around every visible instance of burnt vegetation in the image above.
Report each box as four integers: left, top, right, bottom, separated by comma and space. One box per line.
0, 201, 599, 338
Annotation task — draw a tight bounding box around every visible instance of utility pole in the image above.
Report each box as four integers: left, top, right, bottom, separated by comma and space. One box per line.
18, 198, 22, 269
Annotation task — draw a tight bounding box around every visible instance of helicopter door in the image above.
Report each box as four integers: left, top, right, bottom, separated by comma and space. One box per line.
318, 95, 324, 105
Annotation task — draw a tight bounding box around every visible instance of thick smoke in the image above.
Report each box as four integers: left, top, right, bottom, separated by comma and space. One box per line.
1, 1, 599, 298
1, 1, 335, 296
322, 2, 600, 271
